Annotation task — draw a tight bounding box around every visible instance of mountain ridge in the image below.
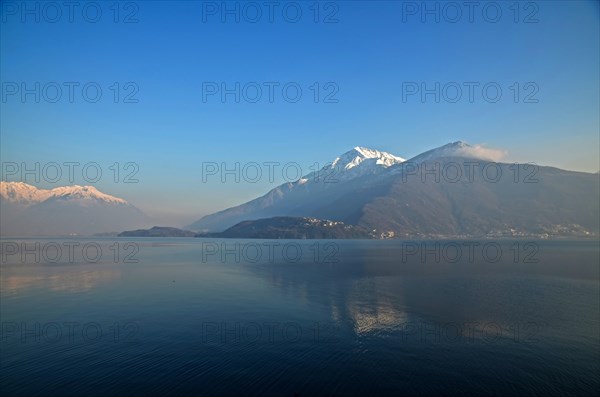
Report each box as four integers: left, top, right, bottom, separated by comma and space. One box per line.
0, 182, 150, 236
0, 182, 128, 206
188, 142, 600, 237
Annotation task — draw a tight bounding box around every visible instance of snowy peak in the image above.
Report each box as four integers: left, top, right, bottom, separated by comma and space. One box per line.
47, 185, 128, 204
296, 146, 405, 185
0, 182, 128, 206
409, 141, 506, 162
332, 146, 405, 170
0, 181, 52, 205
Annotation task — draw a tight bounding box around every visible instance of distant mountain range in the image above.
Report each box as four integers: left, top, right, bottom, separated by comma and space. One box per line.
2, 142, 598, 238
188, 142, 600, 238
0, 182, 150, 236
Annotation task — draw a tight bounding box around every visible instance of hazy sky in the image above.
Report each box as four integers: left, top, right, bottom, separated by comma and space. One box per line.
1, 1, 599, 223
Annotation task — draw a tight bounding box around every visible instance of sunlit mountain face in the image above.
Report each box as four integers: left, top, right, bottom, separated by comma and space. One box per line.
0, 182, 128, 205
0, 182, 151, 236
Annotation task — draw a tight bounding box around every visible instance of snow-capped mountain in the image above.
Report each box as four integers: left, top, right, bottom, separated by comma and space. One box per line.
0, 181, 52, 205
0, 182, 150, 236
298, 147, 405, 184
188, 146, 407, 231
0, 182, 128, 206
188, 142, 600, 236
43, 185, 128, 205
332, 146, 405, 169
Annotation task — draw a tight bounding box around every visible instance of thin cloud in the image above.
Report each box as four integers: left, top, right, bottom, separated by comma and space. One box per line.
457, 144, 507, 162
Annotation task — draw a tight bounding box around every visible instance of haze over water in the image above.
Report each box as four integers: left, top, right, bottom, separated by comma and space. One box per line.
1, 238, 598, 396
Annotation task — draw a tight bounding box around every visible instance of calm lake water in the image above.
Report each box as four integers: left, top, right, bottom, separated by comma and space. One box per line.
1, 238, 599, 396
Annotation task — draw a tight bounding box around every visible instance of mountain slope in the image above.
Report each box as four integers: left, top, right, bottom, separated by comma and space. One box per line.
355, 158, 599, 237
188, 147, 405, 232
188, 143, 600, 237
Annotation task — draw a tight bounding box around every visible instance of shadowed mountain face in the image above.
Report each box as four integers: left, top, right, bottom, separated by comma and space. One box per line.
188, 143, 600, 238
353, 159, 599, 237
0, 183, 150, 236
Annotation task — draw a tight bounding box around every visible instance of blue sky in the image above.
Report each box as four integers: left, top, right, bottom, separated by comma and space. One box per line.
1, 1, 599, 223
